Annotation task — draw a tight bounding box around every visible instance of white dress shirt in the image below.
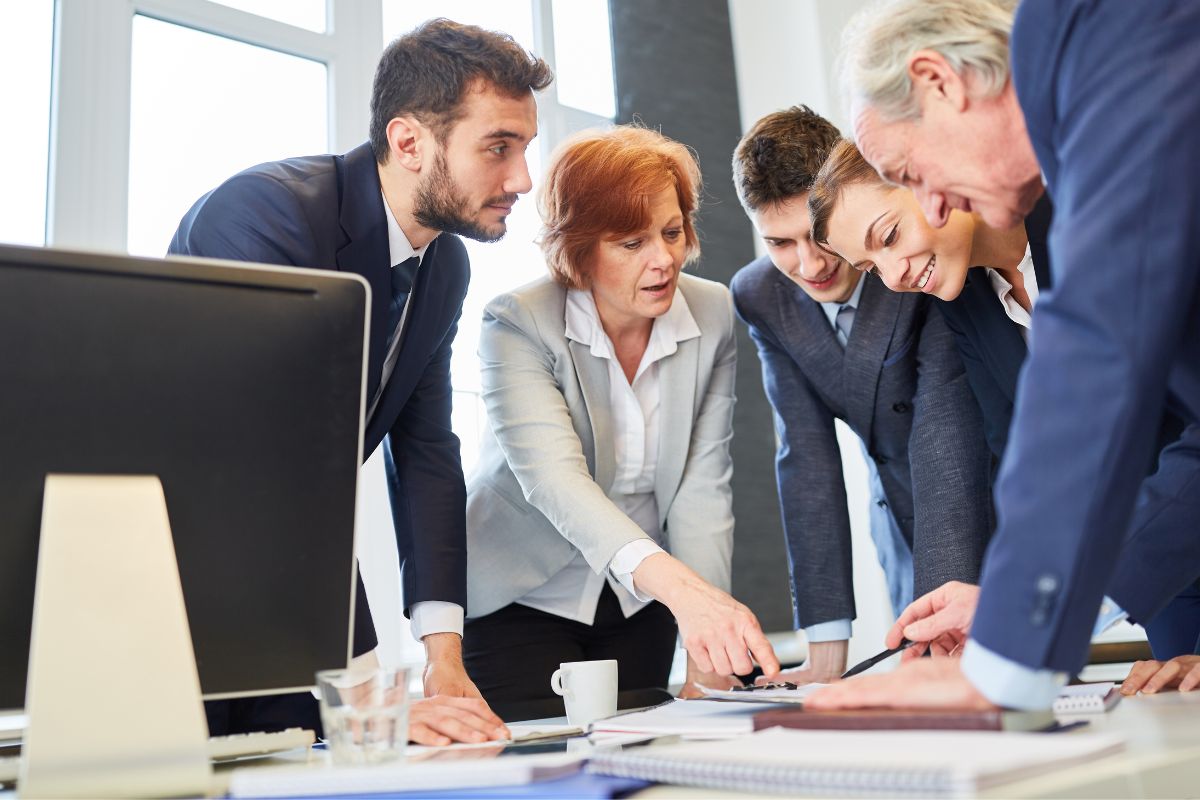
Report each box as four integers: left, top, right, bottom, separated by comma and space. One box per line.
985, 245, 1039, 340
515, 287, 701, 624
379, 194, 460, 643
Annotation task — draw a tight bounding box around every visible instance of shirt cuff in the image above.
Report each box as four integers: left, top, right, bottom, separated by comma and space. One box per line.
961, 639, 1068, 710
1093, 595, 1129, 637
609, 538, 666, 602
804, 619, 852, 643
409, 601, 464, 642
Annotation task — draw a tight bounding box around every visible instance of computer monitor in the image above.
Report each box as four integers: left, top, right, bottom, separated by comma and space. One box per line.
0, 243, 369, 712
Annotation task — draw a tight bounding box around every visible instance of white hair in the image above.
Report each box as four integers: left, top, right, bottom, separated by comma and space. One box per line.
838, 0, 1017, 127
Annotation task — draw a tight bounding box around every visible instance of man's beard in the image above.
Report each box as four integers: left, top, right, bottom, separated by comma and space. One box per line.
413, 152, 514, 243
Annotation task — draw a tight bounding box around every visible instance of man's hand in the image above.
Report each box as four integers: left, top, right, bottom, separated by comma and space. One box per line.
633, 553, 781, 679
805, 656, 996, 711
408, 695, 509, 746
756, 639, 847, 686
887, 581, 980, 660
1121, 655, 1200, 695
421, 632, 483, 698
679, 655, 742, 698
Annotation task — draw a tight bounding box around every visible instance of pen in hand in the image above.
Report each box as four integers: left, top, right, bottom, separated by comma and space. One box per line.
839, 638, 915, 680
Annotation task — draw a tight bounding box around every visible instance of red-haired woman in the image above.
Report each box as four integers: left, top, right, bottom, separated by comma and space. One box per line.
461, 126, 780, 714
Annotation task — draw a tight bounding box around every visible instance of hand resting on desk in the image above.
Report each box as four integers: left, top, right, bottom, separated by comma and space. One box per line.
408, 695, 509, 746
804, 656, 996, 711
1121, 655, 1200, 695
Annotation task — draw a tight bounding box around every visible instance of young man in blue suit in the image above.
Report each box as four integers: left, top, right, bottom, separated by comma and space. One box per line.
170, 19, 552, 743
809, 0, 1200, 711
729, 106, 993, 683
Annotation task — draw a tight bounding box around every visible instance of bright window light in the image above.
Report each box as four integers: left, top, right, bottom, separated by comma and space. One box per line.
0, 0, 53, 246
127, 15, 327, 257
551, 0, 616, 118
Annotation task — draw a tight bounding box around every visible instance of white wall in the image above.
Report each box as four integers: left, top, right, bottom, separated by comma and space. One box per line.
727, 0, 895, 667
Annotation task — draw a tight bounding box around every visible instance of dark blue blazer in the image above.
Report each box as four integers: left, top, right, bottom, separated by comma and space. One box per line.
170, 143, 470, 653
732, 263, 992, 629
937, 197, 1053, 463
971, 0, 1200, 673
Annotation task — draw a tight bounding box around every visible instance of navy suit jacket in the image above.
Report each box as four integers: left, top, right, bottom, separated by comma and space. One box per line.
937, 197, 1053, 462
972, 0, 1200, 673
731, 262, 992, 629
169, 142, 470, 654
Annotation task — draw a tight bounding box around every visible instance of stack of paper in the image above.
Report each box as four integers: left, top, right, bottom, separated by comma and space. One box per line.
589, 699, 762, 738
589, 727, 1125, 796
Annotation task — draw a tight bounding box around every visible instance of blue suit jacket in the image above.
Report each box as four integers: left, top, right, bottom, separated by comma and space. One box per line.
169, 143, 470, 653
731, 263, 992, 630
973, 0, 1200, 673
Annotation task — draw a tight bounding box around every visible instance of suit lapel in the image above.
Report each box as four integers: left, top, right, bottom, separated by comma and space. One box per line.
962, 270, 1027, 404
335, 143, 391, 404
843, 275, 900, 444
655, 335, 698, 515
568, 339, 616, 491
775, 278, 847, 411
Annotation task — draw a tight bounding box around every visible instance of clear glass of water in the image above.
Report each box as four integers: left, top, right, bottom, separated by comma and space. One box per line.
316, 666, 409, 764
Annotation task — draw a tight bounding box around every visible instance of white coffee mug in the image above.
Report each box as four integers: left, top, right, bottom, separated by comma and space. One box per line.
549, 659, 618, 727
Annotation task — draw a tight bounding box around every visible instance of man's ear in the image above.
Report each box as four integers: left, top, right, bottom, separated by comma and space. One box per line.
907, 49, 968, 112
385, 116, 428, 173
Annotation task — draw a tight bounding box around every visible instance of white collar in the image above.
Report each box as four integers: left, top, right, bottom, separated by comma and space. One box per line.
381, 190, 431, 266
564, 285, 701, 363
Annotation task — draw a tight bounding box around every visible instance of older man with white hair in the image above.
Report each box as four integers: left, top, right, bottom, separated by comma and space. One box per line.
807, 0, 1200, 710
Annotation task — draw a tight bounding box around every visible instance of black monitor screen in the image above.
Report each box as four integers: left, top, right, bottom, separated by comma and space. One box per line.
0, 245, 368, 710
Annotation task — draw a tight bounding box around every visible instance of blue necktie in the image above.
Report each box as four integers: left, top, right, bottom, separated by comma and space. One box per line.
386, 255, 420, 346
835, 303, 855, 348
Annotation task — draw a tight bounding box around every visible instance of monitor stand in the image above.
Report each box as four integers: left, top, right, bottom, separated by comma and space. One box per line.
20, 475, 211, 799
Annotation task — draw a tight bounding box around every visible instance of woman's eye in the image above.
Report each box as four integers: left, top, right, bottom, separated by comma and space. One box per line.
622, 240, 641, 251
883, 225, 898, 247
664, 229, 682, 241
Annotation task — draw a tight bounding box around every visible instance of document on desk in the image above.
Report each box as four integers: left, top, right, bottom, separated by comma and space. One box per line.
589, 699, 762, 739
589, 726, 1126, 797
697, 682, 827, 704
228, 752, 583, 798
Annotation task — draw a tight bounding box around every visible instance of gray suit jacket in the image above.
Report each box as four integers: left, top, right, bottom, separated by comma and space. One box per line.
466, 274, 737, 618
731, 258, 992, 628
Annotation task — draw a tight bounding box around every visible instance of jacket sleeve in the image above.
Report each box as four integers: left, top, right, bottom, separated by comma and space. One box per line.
975, 0, 1200, 672
906, 302, 993, 598
662, 289, 736, 593
383, 307, 468, 614
477, 293, 651, 573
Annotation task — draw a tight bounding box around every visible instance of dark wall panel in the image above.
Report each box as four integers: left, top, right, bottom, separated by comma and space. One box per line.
610, 0, 792, 631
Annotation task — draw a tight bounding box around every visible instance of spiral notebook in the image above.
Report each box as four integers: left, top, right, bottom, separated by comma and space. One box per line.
588, 727, 1124, 797
1054, 683, 1122, 714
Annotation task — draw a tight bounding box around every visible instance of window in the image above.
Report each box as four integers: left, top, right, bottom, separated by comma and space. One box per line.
207, 0, 326, 32
127, 16, 327, 256
0, 0, 54, 246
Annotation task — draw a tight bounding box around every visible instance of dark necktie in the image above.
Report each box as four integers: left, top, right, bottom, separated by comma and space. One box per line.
835, 304, 855, 348
386, 255, 420, 346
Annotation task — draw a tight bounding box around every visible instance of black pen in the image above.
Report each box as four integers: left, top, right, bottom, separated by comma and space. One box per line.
839, 638, 915, 679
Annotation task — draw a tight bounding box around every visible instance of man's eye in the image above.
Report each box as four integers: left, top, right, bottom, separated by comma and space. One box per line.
489, 144, 508, 155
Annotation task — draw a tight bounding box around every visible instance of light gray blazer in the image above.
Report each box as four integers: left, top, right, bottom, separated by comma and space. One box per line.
465, 273, 737, 619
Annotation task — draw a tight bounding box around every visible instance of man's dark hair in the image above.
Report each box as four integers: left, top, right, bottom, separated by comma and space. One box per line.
370, 18, 553, 163
731, 105, 842, 212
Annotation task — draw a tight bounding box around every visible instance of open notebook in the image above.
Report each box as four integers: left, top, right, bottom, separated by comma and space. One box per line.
589, 727, 1124, 797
